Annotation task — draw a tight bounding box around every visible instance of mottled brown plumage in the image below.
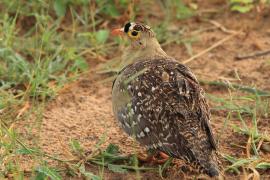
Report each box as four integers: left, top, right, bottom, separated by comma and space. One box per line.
112, 22, 219, 177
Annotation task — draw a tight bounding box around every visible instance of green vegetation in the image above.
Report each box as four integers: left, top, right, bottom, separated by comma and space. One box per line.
0, 0, 270, 179
208, 88, 270, 178
229, 0, 270, 13
0, 1, 120, 179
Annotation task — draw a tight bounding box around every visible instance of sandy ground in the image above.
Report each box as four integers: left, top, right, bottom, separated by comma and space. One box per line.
15, 4, 270, 180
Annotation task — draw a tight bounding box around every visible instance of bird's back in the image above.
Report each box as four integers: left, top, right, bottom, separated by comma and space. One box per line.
112, 58, 219, 177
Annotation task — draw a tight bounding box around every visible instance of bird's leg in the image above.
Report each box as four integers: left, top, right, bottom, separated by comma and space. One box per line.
138, 151, 169, 164
158, 152, 170, 160
153, 152, 170, 164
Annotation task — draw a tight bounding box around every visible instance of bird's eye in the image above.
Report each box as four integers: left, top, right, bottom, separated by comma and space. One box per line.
128, 30, 140, 39
131, 31, 138, 36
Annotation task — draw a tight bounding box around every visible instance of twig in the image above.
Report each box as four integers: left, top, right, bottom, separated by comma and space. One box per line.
199, 80, 270, 96
235, 49, 270, 60
16, 101, 30, 118
183, 32, 240, 64
230, 143, 246, 149
89, 160, 158, 171
204, 19, 239, 35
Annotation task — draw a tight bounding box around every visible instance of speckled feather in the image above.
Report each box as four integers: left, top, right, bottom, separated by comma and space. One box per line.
112, 58, 219, 176
112, 22, 219, 177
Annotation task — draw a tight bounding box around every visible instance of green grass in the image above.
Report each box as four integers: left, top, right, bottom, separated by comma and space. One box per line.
0, 0, 162, 179
1, 0, 270, 179
229, 0, 270, 13
0, 0, 117, 178
207, 87, 270, 177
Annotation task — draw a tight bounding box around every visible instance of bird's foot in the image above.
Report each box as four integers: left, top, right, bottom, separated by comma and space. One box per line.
138, 151, 169, 164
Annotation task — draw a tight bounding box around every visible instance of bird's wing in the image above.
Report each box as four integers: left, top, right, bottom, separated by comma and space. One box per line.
123, 59, 216, 156
175, 63, 217, 150
112, 57, 219, 176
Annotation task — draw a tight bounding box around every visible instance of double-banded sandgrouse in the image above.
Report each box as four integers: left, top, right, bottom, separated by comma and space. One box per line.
111, 22, 219, 177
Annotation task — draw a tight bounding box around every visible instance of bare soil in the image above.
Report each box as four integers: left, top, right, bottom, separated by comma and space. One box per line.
15, 3, 270, 180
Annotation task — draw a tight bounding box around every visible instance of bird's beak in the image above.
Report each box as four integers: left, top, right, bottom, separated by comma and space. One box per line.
111, 28, 124, 36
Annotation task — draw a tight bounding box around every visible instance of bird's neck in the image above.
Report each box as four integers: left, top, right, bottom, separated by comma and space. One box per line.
123, 38, 168, 64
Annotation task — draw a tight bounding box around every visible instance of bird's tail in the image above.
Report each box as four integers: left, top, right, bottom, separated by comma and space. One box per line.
192, 151, 221, 177
202, 162, 220, 177
192, 160, 219, 177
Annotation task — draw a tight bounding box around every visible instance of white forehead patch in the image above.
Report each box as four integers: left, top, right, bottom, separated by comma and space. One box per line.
130, 22, 136, 30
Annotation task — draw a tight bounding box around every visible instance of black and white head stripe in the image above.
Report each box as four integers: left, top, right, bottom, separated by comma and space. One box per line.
123, 22, 151, 33
124, 22, 131, 33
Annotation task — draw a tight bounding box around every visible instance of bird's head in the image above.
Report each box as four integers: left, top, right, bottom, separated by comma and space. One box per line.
111, 22, 167, 61
112, 22, 154, 48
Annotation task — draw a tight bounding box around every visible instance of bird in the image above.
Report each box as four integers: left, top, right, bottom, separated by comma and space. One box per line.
111, 22, 219, 177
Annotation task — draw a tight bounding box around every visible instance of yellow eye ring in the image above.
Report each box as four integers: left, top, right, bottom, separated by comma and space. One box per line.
128, 30, 140, 39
